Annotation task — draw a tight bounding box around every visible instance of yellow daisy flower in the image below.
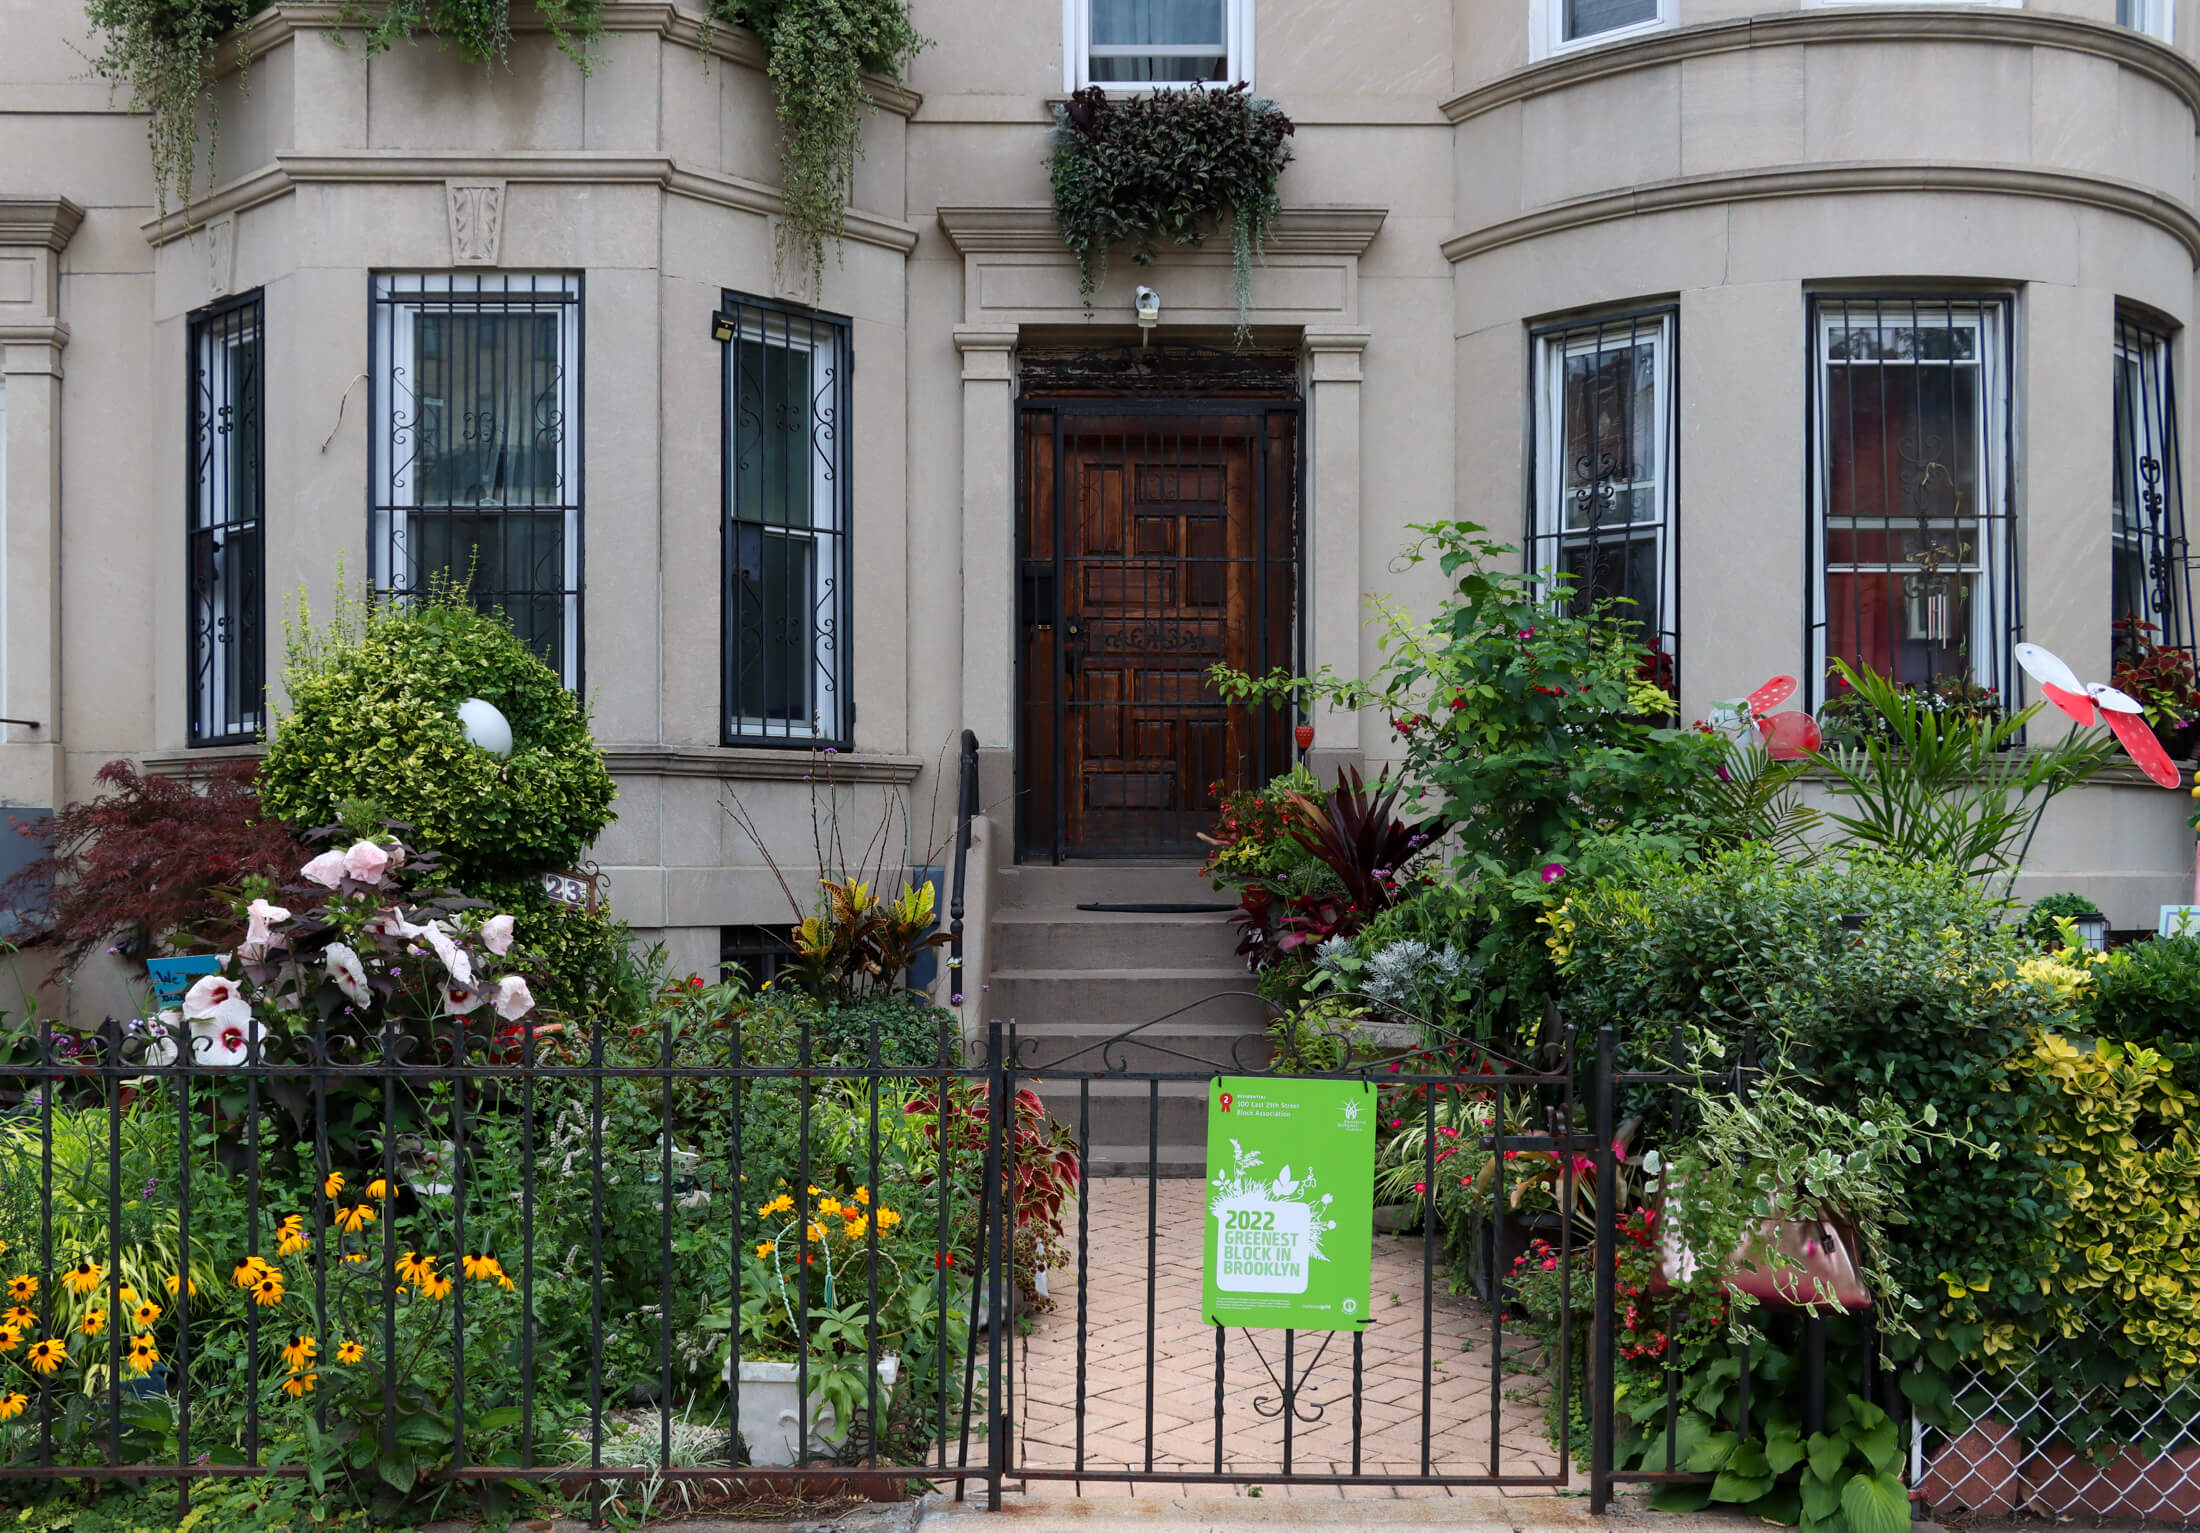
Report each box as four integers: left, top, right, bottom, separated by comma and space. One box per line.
876, 1208, 902, 1229
755, 1241, 776, 1259
417, 1273, 453, 1302
3, 1306, 35, 1331
5, 1276, 36, 1303
854, 1186, 871, 1206
0, 1392, 25, 1420
843, 1214, 870, 1241
251, 1276, 285, 1308
123, 1336, 159, 1377
280, 1335, 317, 1372
61, 1262, 103, 1297
336, 1341, 365, 1365
27, 1339, 66, 1374
78, 1310, 106, 1338
393, 1252, 435, 1289
232, 1257, 271, 1290
132, 1302, 161, 1330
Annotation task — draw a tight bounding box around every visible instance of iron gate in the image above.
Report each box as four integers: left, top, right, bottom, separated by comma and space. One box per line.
995, 1002, 1582, 1494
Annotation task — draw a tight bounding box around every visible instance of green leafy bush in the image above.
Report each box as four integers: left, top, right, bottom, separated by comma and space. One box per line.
262, 588, 615, 886
2019, 891, 2103, 950
2090, 934, 2200, 1048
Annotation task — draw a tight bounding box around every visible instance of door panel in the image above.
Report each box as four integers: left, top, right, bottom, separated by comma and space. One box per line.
1018, 404, 1298, 860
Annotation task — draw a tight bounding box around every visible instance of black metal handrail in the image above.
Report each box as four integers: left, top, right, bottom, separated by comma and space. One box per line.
947, 728, 979, 1005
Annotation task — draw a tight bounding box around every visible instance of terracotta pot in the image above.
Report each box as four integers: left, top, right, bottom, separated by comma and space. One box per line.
1919, 1421, 2024, 1517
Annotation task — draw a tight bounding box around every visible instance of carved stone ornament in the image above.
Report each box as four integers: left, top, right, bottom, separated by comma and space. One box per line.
446, 180, 507, 266
202, 215, 236, 299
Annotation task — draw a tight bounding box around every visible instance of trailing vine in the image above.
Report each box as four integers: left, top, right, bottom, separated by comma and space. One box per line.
84, 0, 605, 215
1048, 83, 1295, 342
712, 0, 927, 295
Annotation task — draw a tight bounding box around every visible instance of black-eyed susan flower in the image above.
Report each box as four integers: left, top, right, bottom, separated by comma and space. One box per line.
323, 1172, 345, 1199
335, 1340, 364, 1365
251, 1275, 284, 1308
3, 1306, 34, 1332
5, 1276, 35, 1303
416, 1273, 453, 1302
131, 1302, 161, 1330
117, 1285, 139, 1307
61, 1262, 103, 1298
281, 1372, 316, 1397
365, 1179, 389, 1200
232, 1256, 271, 1290
393, 1252, 434, 1289
280, 1335, 317, 1371
77, 1310, 105, 1338
277, 1226, 311, 1258
123, 1335, 159, 1377
0, 1392, 25, 1420
0, 1327, 19, 1354
27, 1339, 65, 1374
333, 1203, 375, 1235
164, 1273, 197, 1299
342, 1253, 369, 1266
460, 1254, 506, 1283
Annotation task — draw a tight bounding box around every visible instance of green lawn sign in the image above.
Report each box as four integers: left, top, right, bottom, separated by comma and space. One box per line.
1201, 1076, 1376, 1331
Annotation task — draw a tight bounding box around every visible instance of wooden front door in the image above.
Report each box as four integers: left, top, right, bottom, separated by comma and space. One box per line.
1018, 403, 1300, 860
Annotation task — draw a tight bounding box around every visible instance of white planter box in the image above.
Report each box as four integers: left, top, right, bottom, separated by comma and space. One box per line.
725, 1354, 900, 1465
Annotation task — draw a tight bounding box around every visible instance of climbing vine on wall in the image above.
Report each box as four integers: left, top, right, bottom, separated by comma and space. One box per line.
711, 0, 926, 295
86, 0, 604, 213
1048, 84, 1295, 342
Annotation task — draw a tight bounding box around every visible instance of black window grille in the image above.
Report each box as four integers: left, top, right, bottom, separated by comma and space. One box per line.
719, 922, 794, 987
1527, 307, 1680, 697
188, 293, 266, 745
1807, 295, 2018, 707
369, 273, 583, 686
2112, 313, 2189, 662
717, 293, 852, 748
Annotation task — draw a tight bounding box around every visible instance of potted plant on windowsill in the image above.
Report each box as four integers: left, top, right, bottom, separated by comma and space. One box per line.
2111, 618, 2200, 761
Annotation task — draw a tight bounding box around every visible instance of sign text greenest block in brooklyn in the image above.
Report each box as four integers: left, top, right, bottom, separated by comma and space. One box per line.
1201, 1077, 1375, 1331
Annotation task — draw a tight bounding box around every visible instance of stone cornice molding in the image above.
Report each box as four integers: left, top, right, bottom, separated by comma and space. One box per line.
0, 198, 85, 253
1442, 161, 2200, 267
599, 745, 925, 784
1442, 9, 2200, 127
215, 3, 920, 115
936, 205, 1387, 257
139, 153, 921, 253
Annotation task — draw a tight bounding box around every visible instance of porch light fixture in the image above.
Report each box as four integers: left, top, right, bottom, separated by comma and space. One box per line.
2072, 911, 2110, 952
457, 697, 514, 758
710, 310, 736, 344
1135, 285, 1161, 344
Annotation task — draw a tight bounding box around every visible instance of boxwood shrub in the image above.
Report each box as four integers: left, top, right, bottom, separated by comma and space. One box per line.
262, 590, 616, 884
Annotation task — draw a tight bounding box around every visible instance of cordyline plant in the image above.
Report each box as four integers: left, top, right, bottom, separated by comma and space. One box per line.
4, 759, 311, 974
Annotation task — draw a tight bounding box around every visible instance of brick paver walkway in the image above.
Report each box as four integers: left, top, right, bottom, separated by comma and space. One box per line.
1006, 1180, 1565, 1498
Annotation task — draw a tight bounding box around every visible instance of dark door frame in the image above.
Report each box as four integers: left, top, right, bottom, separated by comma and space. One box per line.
1014, 386, 1305, 864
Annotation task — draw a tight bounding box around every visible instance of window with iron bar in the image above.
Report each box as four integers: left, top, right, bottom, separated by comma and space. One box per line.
720, 923, 795, 988
1528, 306, 1680, 700
189, 292, 266, 745
2113, 314, 2189, 665
369, 272, 584, 687
718, 293, 852, 748
1808, 295, 2017, 709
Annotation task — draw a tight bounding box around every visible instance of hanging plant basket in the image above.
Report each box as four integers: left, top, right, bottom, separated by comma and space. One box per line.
1048, 83, 1294, 343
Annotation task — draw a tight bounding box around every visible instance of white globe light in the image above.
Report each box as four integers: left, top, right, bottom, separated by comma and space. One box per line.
456, 697, 514, 758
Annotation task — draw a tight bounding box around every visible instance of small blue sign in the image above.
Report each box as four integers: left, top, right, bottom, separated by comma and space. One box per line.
146, 955, 224, 1008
